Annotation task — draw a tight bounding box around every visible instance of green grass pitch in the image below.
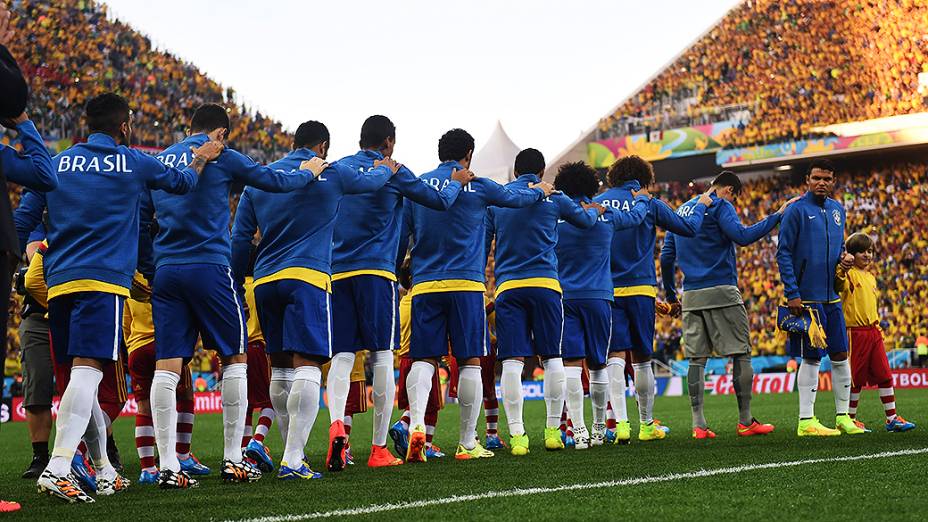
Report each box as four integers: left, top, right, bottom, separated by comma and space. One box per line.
1, 389, 927, 521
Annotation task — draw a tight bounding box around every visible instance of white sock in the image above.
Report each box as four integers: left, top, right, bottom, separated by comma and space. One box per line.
501, 359, 525, 436
86, 397, 117, 481
46, 366, 102, 476
589, 368, 608, 425
542, 358, 566, 429
565, 365, 586, 430
221, 363, 248, 462
371, 350, 395, 447
797, 359, 821, 419
270, 367, 294, 445
632, 361, 655, 424
282, 365, 321, 467
606, 357, 629, 422
406, 361, 434, 428
457, 365, 482, 449
152, 369, 181, 472
326, 352, 355, 424
831, 359, 851, 415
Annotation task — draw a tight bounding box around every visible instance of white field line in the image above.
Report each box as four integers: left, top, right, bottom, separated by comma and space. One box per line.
229, 447, 928, 522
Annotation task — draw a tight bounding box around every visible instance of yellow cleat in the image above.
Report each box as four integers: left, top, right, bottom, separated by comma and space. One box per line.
614, 421, 631, 444
638, 421, 667, 441
835, 414, 866, 435
455, 442, 494, 460
509, 434, 530, 456
797, 417, 841, 437
544, 427, 564, 450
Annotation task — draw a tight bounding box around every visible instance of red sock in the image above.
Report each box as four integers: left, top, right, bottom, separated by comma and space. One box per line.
849, 385, 862, 419
176, 399, 195, 459
253, 407, 274, 444
135, 413, 156, 472
878, 381, 897, 421
559, 405, 568, 433
241, 408, 254, 449
605, 402, 617, 430
566, 417, 574, 437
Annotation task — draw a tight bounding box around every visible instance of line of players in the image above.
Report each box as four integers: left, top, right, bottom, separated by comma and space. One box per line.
9, 91, 915, 505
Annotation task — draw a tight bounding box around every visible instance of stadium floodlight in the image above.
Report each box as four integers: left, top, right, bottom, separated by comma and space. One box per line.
774, 165, 792, 171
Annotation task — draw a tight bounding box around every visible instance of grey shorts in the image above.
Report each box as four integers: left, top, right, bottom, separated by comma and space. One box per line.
20, 314, 53, 409
682, 304, 750, 358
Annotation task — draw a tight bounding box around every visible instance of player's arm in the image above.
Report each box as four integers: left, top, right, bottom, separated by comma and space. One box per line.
392, 165, 467, 210
717, 201, 782, 246
0, 116, 58, 192
655, 197, 708, 237
775, 205, 802, 309
659, 232, 679, 304
229, 150, 322, 192
337, 160, 398, 195
137, 190, 156, 282
24, 243, 48, 308
484, 208, 496, 269
13, 189, 46, 257
557, 194, 600, 229
395, 201, 413, 272
138, 144, 213, 194
482, 178, 547, 208
608, 193, 651, 231
230, 189, 258, 288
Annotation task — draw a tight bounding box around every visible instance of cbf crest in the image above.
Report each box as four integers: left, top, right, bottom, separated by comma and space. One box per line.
832, 209, 841, 226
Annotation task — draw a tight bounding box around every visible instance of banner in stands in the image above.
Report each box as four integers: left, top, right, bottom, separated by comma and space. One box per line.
587, 120, 739, 167
706, 368, 928, 395
716, 127, 928, 166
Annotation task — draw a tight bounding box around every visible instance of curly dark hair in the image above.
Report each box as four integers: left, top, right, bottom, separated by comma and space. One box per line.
606, 155, 653, 188
554, 161, 599, 199
438, 128, 475, 162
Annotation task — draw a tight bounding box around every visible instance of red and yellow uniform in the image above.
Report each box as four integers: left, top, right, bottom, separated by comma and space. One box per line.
396, 293, 443, 413
836, 267, 890, 386
244, 277, 272, 409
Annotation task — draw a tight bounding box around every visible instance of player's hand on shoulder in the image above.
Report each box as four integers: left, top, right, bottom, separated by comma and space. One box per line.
451, 168, 475, 186
632, 186, 651, 199
191, 129, 226, 162
698, 186, 716, 207
529, 181, 555, 197
300, 157, 329, 178
778, 196, 801, 215
581, 201, 606, 216
373, 157, 401, 175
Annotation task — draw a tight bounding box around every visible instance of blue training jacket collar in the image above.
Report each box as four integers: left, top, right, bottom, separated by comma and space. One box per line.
802, 190, 829, 207
515, 173, 540, 183
620, 180, 642, 191
286, 148, 317, 161
358, 149, 384, 160
439, 160, 463, 170
87, 133, 118, 146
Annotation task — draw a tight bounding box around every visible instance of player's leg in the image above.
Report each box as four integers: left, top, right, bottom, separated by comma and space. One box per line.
424, 366, 445, 458
98, 355, 127, 473
390, 355, 413, 456
562, 300, 589, 449
681, 307, 711, 436
864, 327, 916, 431
243, 340, 275, 472
406, 292, 448, 463
627, 296, 662, 441
580, 300, 611, 446
39, 292, 126, 503
128, 344, 158, 483
20, 313, 53, 479
449, 291, 493, 460
533, 289, 568, 451
496, 290, 532, 454
327, 278, 360, 469
480, 347, 502, 449
823, 303, 861, 434
607, 299, 632, 443
257, 283, 293, 447
175, 366, 210, 475
791, 304, 839, 436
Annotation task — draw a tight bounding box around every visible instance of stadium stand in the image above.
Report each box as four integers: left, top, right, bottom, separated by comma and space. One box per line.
598, 0, 928, 148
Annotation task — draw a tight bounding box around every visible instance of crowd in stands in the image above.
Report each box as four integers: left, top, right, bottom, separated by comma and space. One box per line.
599, 0, 928, 148
3, 0, 290, 161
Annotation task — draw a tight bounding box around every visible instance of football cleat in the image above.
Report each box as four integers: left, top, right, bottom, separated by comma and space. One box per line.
510, 434, 530, 456
277, 461, 322, 480
389, 420, 409, 459
590, 423, 607, 446
544, 427, 565, 450
178, 453, 211, 475
573, 425, 591, 449
653, 419, 671, 434
220, 459, 262, 483
326, 420, 348, 472
797, 417, 841, 437
406, 424, 427, 463
484, 434, 506, 450
614, 421, 632, 444
71, 453, 96, 493
244, 439, 274, 473
22, 454, 49, 479
107, 438, 124, 473
37, 470, 94, 503
886, 416, 916, 432
425, 445, 446, 459
639, 421, 667, 441
692, 427, 716, 439
158, 469, 199, 489
97, 473, 130, 496
738, 419, 775, 436
368, 445, 403, 468
853, 419, 872, 433
835, 414, 865, 435
454, 442, 494, 460
138, 469, 159, 484
345, 444, 355, 466
0, 501, 20, 513
604, 428, 617, 444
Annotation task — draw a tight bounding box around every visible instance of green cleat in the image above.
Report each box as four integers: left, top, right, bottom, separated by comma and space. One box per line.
509, 434, 530, 456
455, 442, 494, 460
638, 421, 667, 441
835, 414, 866, 435
797, 417, 840, 437
614, 421, 631, 445
544, 427, 564, 450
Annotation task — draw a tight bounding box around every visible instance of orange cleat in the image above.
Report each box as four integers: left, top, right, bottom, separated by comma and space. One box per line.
0, 501, 21, 513
692, 427, 716, 439
367, 445, 403, 468
406, 425, 427, 463
326, 420, 348, 472
737, 418, 776, 436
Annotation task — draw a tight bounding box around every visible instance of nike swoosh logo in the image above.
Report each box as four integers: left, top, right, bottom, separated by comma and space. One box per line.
807, 216, 816, 220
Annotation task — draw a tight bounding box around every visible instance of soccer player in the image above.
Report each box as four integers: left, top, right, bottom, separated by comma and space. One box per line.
485, 149, 602, 455
776, 159, 863, 436
594, 155, 713, 442
553, 161, 650, 447
241, 268, 277, 472
35, 93, 219, 502
328, 115, 470, 470
144, 104, 324, 488
400, 129, 554, 462
124, 272, 211, 484
836, 232, 916, 432
230, 120, 400, 480
659, 171, 789, 438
